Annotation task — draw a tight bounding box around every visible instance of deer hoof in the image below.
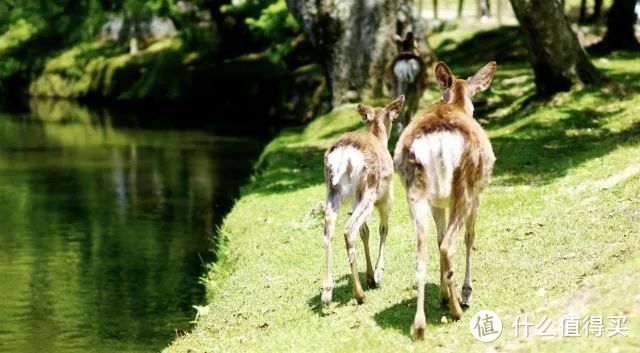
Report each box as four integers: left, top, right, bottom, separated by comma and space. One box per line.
461, 285, 472, 309
367, 274, 377, 289
412, 314, 426, 341
374, 267, 384, 286
449, 302, 463, 321
321, 288, 333, 307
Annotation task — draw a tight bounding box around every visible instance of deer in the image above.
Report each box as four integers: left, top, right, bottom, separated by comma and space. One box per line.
388, 32, 428, 132
321, 95, 405, 307
393, 61, 496, 340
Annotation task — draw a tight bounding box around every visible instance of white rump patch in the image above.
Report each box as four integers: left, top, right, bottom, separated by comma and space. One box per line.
326, 145, 365, 196
410, 131, 465, 204
393, 58, 421, 84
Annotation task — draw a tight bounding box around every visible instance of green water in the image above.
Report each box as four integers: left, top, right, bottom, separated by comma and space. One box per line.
0, 100, 262, 352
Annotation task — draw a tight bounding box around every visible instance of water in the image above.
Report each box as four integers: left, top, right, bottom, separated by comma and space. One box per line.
0, 99, 262, 353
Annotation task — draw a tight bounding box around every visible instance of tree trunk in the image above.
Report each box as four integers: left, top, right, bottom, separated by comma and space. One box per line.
588, 0, 603, 21
590, 0, 640, 53
433, 0, 438, 19
457, 0, 464, 18
478, 0, 491, 18
579, 0, 587, 23
396, 1, 438, 64
286, 0, 397, 106
509, 0, 607, 97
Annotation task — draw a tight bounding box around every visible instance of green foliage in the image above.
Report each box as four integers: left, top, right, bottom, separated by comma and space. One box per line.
0, 0, 313, 116
75, 0, 110, 42
245, 0, 299, 41
220, 0, 274, 16
145, 0, 177, 17
0, 19, 40, 52
120, 39, 193, 100
26, 35, 223, 104
0, 19, 43, 89
179, 25, 220, 51
245, 0, 299, 62
222, 0, 300, 61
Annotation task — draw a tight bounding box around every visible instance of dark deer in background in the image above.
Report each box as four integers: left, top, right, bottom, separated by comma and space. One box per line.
387, 32, 428, 132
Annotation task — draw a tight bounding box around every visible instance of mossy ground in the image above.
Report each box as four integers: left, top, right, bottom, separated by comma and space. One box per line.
26, 38, 206, 101
164, 26, 640, 353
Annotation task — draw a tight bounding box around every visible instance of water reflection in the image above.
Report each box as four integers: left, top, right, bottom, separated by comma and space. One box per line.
0, 99, 261, 353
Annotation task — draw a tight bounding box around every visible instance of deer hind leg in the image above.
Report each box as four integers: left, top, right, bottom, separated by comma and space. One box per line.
432, 206, 449, 305
359, 223, 375, 288
344, 189, 376, 304
439, 207, 465, 321
373, 195, 391, 287
396, 80, 408, 132
321, 193, 340, 307
408, 195, 430, 340
461, 198, 479, 308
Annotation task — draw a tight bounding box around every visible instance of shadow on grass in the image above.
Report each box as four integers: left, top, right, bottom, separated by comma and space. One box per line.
598, 52, 640, 92
317, 120, 361, 140
373, 283, 450, 336
307, 273, 383, 316
250, 144, 327, 195
248, 101, 640, 193
435, 26, 529, 74
307, 275, 461, 337
491, 102, 640, 186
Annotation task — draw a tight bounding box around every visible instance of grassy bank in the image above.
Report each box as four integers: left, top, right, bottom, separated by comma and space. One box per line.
164, 27, 640, 353
27, 38, 199, 101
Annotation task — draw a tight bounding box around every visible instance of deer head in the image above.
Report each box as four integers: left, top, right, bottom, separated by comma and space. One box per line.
393, 32, 420, 54
434, 61, 497, 115
356, 95, 405, 143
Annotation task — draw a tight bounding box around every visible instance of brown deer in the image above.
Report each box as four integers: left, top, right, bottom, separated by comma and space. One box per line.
393, 62, 496, 339
322, 96, 404, 306
388, 32, 428, 132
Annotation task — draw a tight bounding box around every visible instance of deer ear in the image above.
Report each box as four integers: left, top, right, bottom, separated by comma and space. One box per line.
468, 61, 496, 95
357, 104, 374, 121
385, 95, 405, 120
405, 32, 414, 42
392, 34, 403, 44
434, 62, 453, 91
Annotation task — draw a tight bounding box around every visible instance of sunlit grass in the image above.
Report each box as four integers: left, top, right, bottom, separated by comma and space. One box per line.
164, 27, 640, 353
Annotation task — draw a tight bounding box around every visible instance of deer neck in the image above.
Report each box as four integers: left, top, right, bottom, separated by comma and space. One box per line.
448, 84, 474, 116
369, 122, 389, 147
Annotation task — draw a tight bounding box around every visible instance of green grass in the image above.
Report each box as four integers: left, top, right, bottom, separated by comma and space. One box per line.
163, 27, 640, 353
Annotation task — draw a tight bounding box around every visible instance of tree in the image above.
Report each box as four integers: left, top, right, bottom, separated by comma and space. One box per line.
580, 0, 608, 23
286, 0, 397, 106
396, 0, 437, 64
509, 0, 607, 97
589, 0, 603, 22
589, 0, 640, 53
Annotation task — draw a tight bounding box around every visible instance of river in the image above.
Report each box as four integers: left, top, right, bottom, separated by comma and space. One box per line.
0, 99, 263, 352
